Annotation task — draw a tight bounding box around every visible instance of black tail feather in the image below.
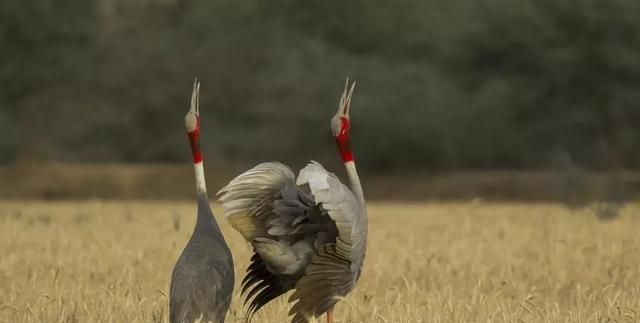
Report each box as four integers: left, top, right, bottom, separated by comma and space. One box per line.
241, 252, 292, 322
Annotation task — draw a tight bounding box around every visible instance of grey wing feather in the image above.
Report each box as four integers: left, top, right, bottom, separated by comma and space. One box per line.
287, 161, 368, 322
218, 161, 367, 322
296, 161, 367, 268
217, 162, 296, 240
288, 244, 357, 323
217, 162, 322, 320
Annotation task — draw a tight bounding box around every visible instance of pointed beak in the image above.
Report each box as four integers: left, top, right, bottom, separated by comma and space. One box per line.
337, 77, 356, 118
190, 77, 200, 117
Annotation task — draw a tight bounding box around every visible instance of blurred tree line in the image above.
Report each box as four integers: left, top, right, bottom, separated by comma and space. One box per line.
1, 0, 639, 172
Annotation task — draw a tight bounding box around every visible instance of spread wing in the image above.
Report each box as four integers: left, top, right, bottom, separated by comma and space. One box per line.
218, 161, 367, 323
217, 162, 336, 320
288, 161, 367, 322
217, 162, 295, 240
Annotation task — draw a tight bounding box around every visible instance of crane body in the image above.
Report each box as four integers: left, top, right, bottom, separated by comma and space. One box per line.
218, 79, 366, 323
170, 79, 235, 323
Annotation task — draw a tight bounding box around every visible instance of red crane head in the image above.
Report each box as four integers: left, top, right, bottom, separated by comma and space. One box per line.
331, 78, 356, 163
185, 78, 202, 164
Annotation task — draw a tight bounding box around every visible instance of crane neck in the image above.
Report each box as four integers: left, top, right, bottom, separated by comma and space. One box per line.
187, 121, 207, 195
335, 117, 354, 163
336, 122, 364, 206
195, 193, 222, 235
191, 147, 219, 235
344, 161, 365, 206
187, 128, 221, 236
193, 161, 207, 195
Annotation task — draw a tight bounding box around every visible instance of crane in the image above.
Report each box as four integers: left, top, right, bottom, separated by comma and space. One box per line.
217, 79, 367, 323
170, 79, 235, 323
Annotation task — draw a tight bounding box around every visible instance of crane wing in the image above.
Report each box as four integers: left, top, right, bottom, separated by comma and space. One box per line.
218, 162, 336, 320
218, 161, 366, 322
295, 161, 366, 267
288, 244, 358, 323
288, 161, 366, 322
217, 162, 295, 240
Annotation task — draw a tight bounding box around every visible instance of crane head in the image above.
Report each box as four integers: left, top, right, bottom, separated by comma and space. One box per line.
331, 78, 356, 139
331, 78, 356, 163
185, 78, 203, 164
184, 77, 200, 133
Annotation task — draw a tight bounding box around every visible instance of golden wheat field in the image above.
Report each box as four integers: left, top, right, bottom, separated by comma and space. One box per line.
0, 201, 639, 323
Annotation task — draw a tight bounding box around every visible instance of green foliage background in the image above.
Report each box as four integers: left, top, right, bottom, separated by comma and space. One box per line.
1, 0, 639, 172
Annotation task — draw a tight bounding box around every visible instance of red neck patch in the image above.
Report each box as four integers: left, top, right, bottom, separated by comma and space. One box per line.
335, 117, 354, 162
187, 118, 203, 163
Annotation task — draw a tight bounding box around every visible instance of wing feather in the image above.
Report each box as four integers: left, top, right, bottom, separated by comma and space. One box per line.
217, 162, 295, 240
218, 162, 321, 321
296, 161, 366, 268
288, 245, 356, 322
241, 254, 290, 320
219, 161, 367, 323
286, 161, 367, 322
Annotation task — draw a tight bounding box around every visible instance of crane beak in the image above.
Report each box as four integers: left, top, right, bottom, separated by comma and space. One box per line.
337, 77, 356, 118
190, 77, 200, 117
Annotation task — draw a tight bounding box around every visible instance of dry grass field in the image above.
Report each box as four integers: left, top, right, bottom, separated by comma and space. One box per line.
0, 201, 639, 323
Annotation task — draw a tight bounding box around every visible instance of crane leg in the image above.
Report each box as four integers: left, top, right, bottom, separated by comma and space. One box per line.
326, 307, 334, 323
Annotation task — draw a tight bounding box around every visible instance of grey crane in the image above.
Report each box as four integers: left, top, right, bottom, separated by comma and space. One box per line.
217, 79, 367, 323
170, 79, 235, 323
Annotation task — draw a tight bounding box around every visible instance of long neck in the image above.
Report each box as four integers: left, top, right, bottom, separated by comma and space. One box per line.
193, 162, 207, 195
187, 122, 207, 195
195, 193, 221, 235
187, 124, 220, 234
192, 159, 218, 233
344, 160, 365, 206
336, 123, 365, 206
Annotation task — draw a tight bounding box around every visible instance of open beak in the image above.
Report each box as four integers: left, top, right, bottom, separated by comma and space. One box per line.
338, 77, 356, 118
190, 77, 200, 117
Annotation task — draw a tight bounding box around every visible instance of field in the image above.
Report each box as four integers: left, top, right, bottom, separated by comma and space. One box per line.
0, 201, 639, 323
